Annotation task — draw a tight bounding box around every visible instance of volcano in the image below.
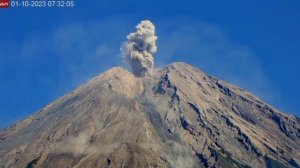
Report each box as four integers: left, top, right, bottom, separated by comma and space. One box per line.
0, 62, 299, 168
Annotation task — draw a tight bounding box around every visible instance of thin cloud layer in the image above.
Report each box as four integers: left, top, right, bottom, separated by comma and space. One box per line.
121, 20, 158, 76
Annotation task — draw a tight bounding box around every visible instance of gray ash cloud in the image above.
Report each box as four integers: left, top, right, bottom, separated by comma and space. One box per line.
121, 20, 157, 76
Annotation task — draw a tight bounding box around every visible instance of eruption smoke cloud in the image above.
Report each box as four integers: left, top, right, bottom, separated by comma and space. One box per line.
121, 20, 158, 76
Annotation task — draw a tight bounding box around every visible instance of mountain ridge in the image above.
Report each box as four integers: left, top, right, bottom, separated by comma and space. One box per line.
0, 62, 299, 168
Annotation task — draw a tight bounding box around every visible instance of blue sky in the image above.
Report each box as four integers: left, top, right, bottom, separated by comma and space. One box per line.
0, 0, 299, 128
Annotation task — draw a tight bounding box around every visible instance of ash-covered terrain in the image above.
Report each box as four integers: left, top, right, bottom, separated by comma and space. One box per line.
1, 20, 299, 168
0, 62, 300, 168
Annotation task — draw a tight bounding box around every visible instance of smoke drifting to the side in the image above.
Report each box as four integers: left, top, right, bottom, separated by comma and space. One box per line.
121, 20, 158, 77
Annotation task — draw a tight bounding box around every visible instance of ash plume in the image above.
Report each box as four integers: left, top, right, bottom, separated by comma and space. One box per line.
121, 20, 158, 76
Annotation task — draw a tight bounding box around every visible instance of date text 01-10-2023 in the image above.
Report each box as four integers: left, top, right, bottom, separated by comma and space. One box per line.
10, 0, 75, 8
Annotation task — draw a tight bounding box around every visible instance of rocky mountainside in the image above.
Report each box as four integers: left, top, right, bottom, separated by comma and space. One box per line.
0, 62, 299, 168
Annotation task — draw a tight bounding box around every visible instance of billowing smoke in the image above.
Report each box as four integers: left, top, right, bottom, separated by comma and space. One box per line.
121, 20, 158, 76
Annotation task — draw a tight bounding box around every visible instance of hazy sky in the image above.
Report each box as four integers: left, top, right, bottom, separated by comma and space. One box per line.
0, 0, 299, 128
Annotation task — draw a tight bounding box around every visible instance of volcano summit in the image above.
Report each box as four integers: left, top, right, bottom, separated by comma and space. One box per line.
0, 21, 299, 168
1, 62, 300, 168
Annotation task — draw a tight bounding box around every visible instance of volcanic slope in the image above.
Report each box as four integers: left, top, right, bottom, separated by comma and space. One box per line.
0, 62, 299, 168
